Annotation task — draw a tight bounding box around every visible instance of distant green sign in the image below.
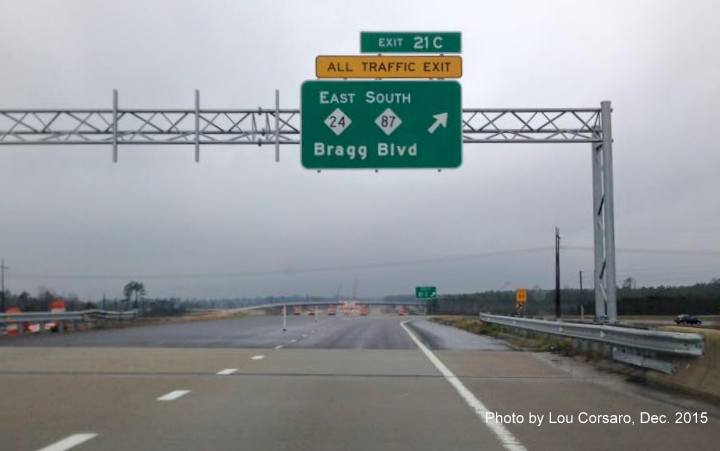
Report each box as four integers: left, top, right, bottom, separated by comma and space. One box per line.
416, 286, 438, 299
301, 80, 462, 169
361, 32, 461, 54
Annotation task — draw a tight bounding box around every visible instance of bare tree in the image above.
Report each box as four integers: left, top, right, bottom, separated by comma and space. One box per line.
123, 281, 146, 311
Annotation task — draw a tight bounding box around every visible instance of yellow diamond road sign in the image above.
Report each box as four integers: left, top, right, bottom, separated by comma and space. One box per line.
316, 55, 462, 79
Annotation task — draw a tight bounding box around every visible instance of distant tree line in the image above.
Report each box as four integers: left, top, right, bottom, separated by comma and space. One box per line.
5, 278, 718, 317
0, 282, 188, 317
616, 280, 720, 315
1, 287, 94, 312
386, 278, 720, 316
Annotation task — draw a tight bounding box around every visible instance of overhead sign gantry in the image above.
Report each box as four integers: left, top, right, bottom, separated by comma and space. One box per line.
0, 31, 619, 323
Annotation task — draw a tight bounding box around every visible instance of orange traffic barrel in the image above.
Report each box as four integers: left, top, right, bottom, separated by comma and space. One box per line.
50, 300, 66, 312
5, 307, 21, 337
47, 299, 67, 332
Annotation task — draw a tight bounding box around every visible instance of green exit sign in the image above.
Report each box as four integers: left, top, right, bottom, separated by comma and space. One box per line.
301, 80, 462, 169
416, 286, 438, 299
361, 32, 461, 54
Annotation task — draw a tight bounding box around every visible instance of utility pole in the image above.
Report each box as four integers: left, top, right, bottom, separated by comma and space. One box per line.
555, 228, 561, 319
0, 259, 7, 313
579, 270, 584, 321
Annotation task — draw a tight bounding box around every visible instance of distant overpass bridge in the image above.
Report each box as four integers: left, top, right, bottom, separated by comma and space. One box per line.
233, 299, 426, 311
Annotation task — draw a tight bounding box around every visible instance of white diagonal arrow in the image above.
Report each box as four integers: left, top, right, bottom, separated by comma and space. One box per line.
427, 112, 448, 134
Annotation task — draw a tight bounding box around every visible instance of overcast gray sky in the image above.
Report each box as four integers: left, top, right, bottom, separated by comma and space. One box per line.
1, 0, 719, 300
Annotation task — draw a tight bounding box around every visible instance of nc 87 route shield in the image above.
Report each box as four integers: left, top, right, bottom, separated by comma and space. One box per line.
301, 80, 462, 169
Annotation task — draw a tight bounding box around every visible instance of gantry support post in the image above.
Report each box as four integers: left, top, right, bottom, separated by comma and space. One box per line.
112, 89, 118, 163
592, 101, 617, 323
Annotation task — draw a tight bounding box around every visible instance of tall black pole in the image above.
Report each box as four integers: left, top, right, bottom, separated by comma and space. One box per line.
579, 270, 583, 292
579, 270, 584, 319
579, 270, 583, 307
0, 258, 7, 313
555, 228, 561, 319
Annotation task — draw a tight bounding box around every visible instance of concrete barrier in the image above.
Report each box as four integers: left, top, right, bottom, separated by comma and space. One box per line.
648, 326, 720, 401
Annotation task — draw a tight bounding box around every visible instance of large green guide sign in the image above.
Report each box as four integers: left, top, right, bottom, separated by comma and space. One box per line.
415, 286, 438, 299
361, 32, 462, 54
301, 81, 462, 169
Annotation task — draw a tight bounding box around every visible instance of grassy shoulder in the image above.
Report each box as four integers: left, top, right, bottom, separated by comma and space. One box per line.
431, 316, 498, 335
430, 315, 575, 355
431, 315, 720, 403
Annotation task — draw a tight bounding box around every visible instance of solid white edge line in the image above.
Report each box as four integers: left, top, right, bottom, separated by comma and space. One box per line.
157, 390, 191, 401
37, 433, 98, 451
400, 321, 528, 451
217, 368, 238, 375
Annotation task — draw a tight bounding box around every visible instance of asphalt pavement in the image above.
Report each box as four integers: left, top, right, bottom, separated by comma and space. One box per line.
0, 314, 509, 350
1, 314, 718, 451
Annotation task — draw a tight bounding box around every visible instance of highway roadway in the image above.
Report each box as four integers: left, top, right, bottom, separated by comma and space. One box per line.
1, 314, 718, 450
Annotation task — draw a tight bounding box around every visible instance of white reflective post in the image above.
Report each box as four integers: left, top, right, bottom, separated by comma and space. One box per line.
282, 305, 287, 332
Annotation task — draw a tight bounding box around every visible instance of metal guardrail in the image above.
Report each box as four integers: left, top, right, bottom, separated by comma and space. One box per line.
479, 313, 704, 357
84, 309, 139, 320
0, 309, 138, 324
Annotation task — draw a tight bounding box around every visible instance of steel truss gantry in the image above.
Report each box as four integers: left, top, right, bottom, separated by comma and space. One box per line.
0, 90, 617, 322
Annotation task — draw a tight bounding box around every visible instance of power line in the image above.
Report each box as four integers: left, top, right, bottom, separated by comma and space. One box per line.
7, 245, 717, 283
6, 246, 553, 281
563, 245, 720, 257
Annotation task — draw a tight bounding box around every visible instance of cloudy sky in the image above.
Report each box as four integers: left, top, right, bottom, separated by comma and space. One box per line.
1, 0, 719, 300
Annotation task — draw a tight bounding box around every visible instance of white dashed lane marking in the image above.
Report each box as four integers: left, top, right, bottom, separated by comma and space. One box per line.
217, 368, 238, 375
37, 433, 98, 451
251, 355, 265, 360
157, 390, 191, 401
274, 345, 284, 349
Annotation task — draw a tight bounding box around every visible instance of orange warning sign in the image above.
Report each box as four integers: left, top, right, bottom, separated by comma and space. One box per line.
516, 289, 528, 304
316, 55, 462, 79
